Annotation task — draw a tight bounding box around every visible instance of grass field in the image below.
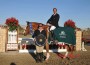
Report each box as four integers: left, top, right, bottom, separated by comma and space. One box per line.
0, 45, 90, 65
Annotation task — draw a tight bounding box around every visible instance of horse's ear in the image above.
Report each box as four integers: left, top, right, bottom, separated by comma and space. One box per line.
26, 21, 30, 25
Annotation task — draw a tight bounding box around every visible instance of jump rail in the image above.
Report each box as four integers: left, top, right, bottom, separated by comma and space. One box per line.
18, 38, 67, 53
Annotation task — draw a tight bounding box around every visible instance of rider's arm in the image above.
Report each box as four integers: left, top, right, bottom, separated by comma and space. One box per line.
55, 14, 60, 23
47, 15, 53, 24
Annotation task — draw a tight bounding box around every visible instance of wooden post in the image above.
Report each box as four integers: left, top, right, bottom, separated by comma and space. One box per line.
5, 26, 8, 52
76, 31, 82, 51
0, 26, 7, 52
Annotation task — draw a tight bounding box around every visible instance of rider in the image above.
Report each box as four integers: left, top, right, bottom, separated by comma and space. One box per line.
46, 8, 60, 31
46, 8, 60, 42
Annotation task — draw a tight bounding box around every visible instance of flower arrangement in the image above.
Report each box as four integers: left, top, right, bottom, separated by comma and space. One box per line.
5, 17, 19, 31
64, 19, 76, 29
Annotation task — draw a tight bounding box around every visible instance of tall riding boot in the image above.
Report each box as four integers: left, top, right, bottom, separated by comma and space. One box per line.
39, 52, 44, 62
36, 53, 40, 63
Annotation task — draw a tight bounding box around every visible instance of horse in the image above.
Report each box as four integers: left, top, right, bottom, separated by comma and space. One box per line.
25, 22, 76, 59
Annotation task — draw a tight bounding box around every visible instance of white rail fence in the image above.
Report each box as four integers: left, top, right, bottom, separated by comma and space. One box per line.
6, 31, 87, 52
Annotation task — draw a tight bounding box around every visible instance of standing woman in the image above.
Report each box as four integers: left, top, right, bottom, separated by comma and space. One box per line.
32, 23, 47, 63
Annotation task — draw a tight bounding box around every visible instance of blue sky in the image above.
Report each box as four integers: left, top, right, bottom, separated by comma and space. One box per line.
0, 0, 90, 28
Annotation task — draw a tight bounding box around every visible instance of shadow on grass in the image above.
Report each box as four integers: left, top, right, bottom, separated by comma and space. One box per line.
29, 52, 36, 61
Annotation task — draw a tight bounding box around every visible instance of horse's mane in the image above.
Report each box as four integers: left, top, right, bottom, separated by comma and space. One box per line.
27, 22, 48, 27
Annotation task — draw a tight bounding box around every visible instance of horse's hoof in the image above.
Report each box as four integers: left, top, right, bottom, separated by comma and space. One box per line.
63, 56, 66, 59
45, 53, 50, 61
45, 58, 49, 61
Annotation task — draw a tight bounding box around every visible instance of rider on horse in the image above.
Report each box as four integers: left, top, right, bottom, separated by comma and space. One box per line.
46, 8, 60, 30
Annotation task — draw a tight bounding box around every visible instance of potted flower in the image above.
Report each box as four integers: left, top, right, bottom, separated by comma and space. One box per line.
5, 17, 19, 31
64, 19, 76, 29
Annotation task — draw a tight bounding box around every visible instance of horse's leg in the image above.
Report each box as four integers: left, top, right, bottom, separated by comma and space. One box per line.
68, 45, 75, 59
63, 45, 69, 59
63, 44, 75, 59
46, 43, 49, 52
45, 30, 50, 61
45, 42, 50, 61
69, 45, 74, 52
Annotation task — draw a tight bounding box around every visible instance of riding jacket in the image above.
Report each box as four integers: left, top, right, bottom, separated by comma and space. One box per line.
47, 13, 60, 28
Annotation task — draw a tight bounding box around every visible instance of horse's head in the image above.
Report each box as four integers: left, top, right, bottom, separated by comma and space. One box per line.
24, 22, 38, 35
24, 22, 49, 35
23, 25, 30, 36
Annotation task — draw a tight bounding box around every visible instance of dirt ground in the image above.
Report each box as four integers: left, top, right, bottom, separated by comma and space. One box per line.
0, 45, 90, 65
